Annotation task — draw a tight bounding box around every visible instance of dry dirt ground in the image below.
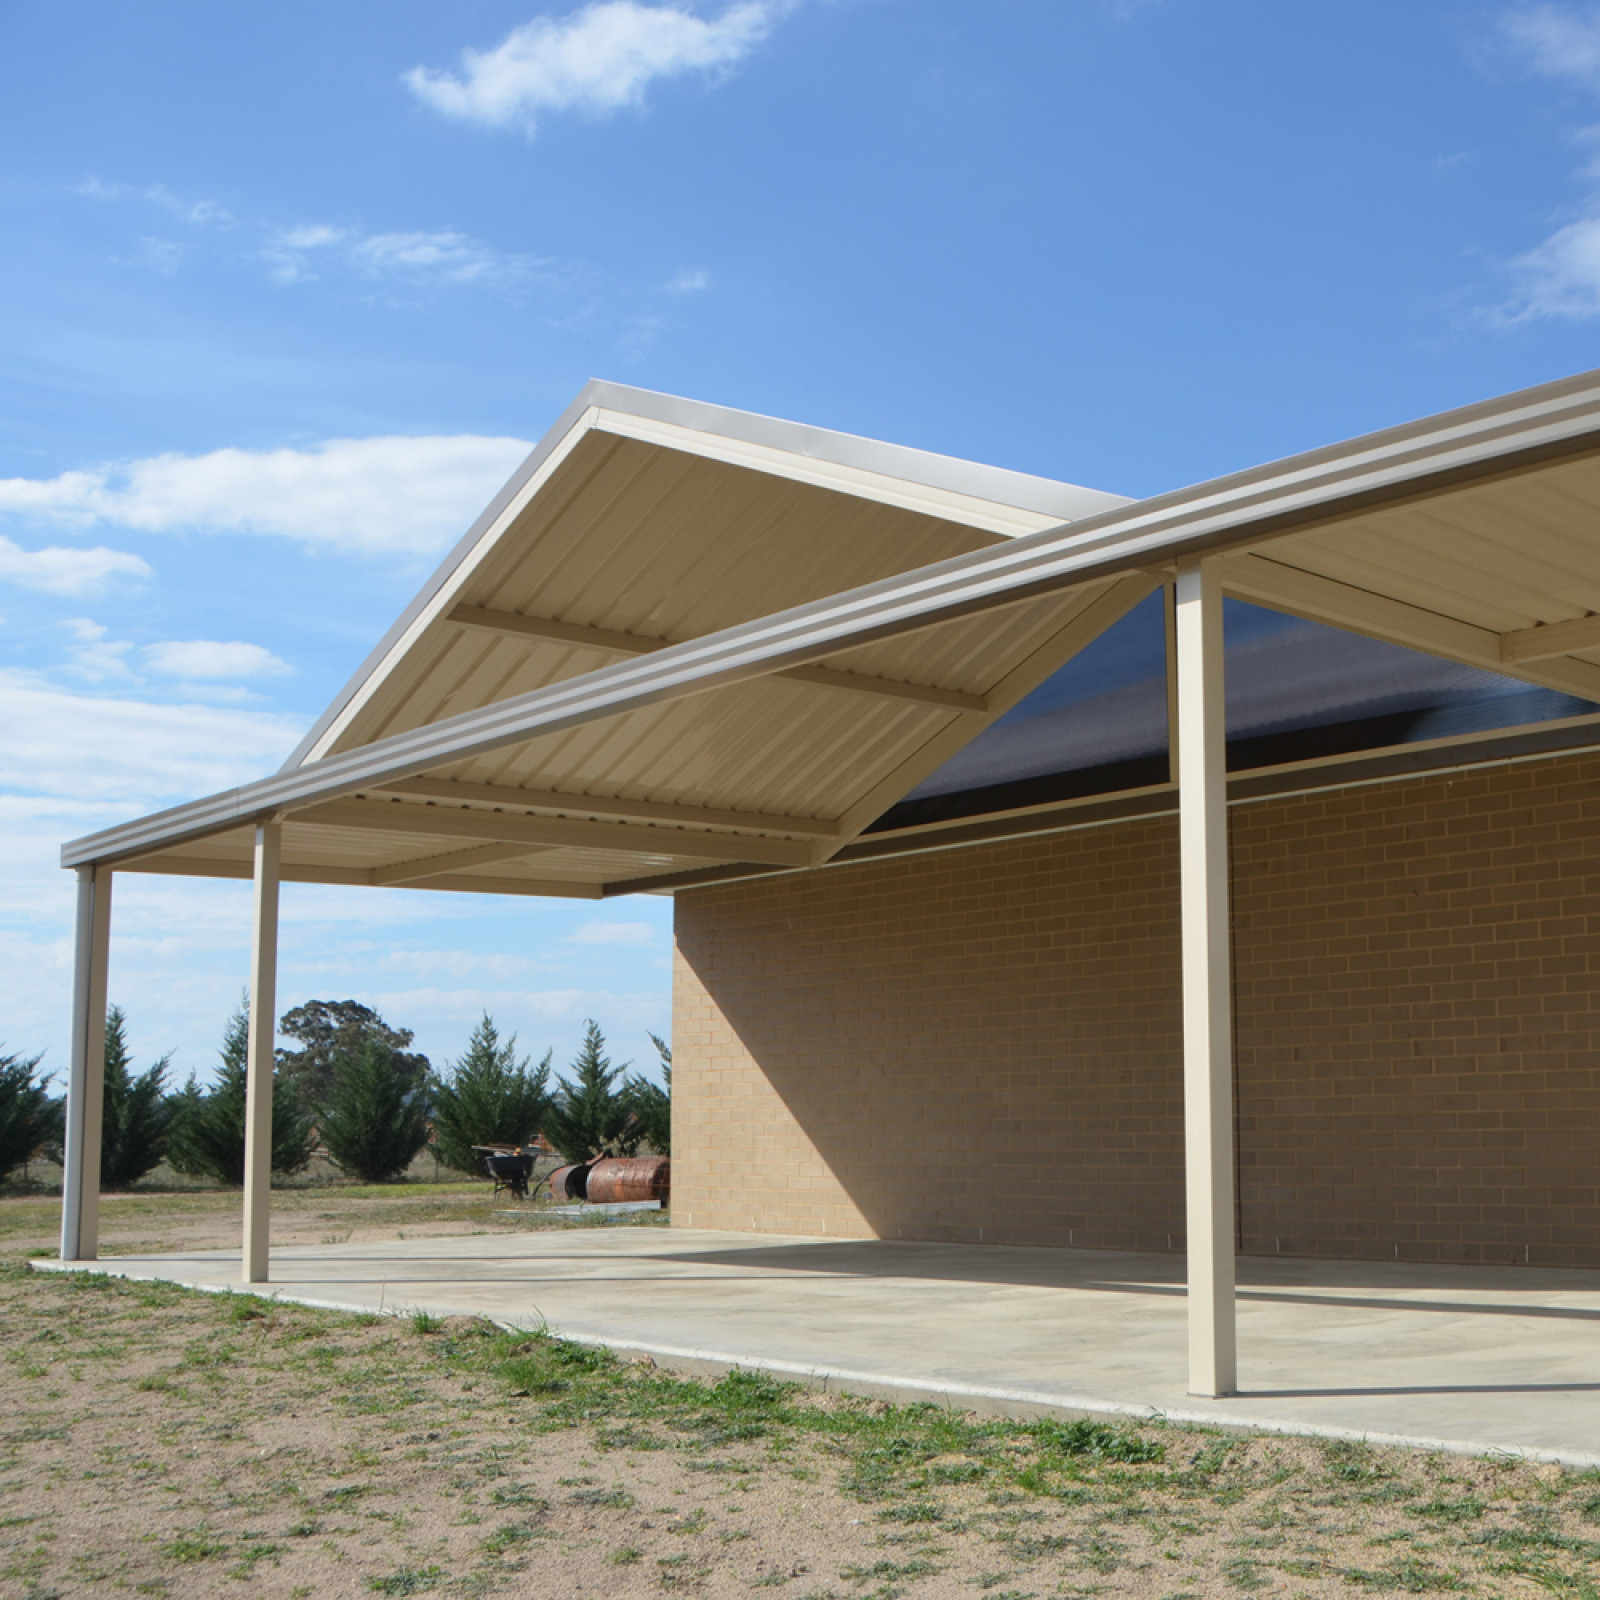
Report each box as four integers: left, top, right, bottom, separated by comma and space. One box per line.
2, 1189, 1599, 1599
0, 1168, 561, 1258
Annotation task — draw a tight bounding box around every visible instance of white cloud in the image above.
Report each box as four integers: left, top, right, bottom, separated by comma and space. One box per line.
73, 176, 535, 297
132, 236, 184, 275
565, 919, 660, 945
1494, 6, 1600, 320
73, 175, 129, 201
666, 267, 710, 292
143, 185, 232, 226
144, 640, 292, 680
75, 177, 232, 226
0, 434, 533, 559
60, 618, 137, 684
405, 0, 792, 134
0, 534, 150, 595
263, 223, 530, 288
1503, 211, 1600, 319
349, 230, 511, 282
1502, 5, 1600, 91
0, 670, 304, 803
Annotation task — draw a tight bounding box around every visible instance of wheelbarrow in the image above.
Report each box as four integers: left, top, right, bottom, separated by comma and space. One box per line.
472, 1144, 536, 1200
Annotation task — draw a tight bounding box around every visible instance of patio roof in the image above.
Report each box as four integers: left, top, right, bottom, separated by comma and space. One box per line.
61, 381, 1140, 896
59, 366, 1600, 895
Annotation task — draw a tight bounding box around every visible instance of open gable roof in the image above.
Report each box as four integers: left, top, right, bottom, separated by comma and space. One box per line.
62, 367, 1600, 898
287, 380, 1129, 769
65, 383, 1136, 896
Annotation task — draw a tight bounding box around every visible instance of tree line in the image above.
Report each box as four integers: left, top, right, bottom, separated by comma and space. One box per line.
0, 1000, 670, 1189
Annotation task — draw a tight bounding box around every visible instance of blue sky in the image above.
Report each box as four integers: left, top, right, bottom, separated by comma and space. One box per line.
4, 0, 1600, 1085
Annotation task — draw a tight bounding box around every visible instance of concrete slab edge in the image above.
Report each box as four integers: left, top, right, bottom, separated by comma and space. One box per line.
34, 1257, 1600, 1470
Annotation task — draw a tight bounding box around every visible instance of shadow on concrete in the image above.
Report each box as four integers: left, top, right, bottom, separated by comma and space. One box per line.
650, 1239, 1600, 1321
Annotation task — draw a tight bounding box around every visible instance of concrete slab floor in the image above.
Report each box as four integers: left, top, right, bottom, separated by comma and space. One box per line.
36, 1227, 1600, 1467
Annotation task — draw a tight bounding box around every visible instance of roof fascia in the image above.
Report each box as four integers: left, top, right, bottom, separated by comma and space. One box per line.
282, 379, 1130, 771
578, 382, 1131, 525
64, 365, 1600, 871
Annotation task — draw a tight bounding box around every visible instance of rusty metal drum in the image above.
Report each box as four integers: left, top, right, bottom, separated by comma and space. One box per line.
546, 1163, 588, 1202
584, 1156, 670, 1205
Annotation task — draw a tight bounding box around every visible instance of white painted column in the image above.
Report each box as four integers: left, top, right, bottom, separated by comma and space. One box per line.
60, 865, 112, 1262
241, 821, 281, 1284
1174, 558, 1238, 1398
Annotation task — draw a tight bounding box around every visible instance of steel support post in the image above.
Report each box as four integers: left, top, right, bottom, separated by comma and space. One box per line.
1175, 557, 1238, 1398
60, 865, 112, 1262
241, 821, 281, 1284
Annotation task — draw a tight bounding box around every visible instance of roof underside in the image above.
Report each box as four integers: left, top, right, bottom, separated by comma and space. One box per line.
67, 370, 1600, 897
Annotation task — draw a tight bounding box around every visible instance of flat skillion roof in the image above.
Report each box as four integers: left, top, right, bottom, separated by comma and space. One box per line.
61, 368, 1600, 898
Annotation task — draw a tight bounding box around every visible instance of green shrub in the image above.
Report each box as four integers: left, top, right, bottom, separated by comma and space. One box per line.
542, 1020, 641, 1163
430, 1013, 552, 1173
167, 1000, 314, 1185
0, 1047, 59, 1180
620, 1030, 671, 1156
100, 1006, 173, 1189
318, 1037, 430, 1183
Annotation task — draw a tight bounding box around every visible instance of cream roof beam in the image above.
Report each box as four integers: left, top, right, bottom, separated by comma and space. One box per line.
114, 852, 605, 897
369, 842, 556, 887
62, 366, 1600, 872
371, 777, 838, 839
1219, 552, 1600, 701
292, 797, 816, 867
447, 604, 989, 713
117, 856, 373, 886
1500, 614, 1600, 663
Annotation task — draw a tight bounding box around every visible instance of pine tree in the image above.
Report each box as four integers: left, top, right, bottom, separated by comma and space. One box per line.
100, 1006, 172, 1190
542, 1020, 641, 1163
166, 1000, 314, 1185
0, 1048, 59, 1181
621, 1031, 671, 1156
318, 1037, 430, 1183
430, 1013, 553, 1173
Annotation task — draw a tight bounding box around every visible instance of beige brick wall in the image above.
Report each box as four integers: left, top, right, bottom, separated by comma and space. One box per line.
672, 753, 1600, 1267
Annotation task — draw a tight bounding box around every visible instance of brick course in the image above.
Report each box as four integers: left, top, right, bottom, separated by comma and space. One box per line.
672, 753, 1600, 1266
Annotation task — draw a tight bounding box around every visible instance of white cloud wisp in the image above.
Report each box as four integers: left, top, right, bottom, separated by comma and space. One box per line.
1496, 5, 1600, 320
144, 640, 292, 680
1502, 4, 1600, 91
0, 434, 533, 559
405, 0, 791, 134
0, 535, 151, 595
262, 223, 534, 288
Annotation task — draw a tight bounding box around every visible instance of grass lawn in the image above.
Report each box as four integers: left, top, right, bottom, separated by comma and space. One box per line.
1, 1191, 1598, 1597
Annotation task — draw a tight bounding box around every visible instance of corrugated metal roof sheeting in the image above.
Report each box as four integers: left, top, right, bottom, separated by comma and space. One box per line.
323, 432, 1025, 758
1253, 455, 1600, 636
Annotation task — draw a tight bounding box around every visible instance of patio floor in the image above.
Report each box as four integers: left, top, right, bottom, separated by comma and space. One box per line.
38, 1225, 1600, 1466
